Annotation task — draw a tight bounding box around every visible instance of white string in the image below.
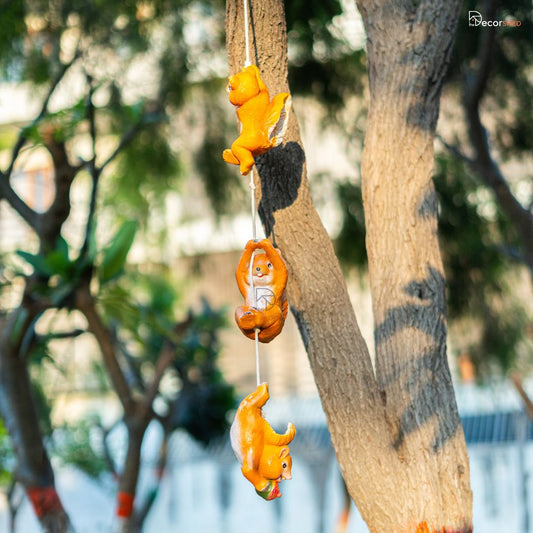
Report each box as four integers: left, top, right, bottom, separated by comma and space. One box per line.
248, 169, 261, 385
243, 0, 251, 67
254, 330, 260, 386
249, 169, 257, 240
242, 0, 260, 385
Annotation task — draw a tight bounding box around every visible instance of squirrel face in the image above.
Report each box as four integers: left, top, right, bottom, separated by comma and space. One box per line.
259, 445, 292, 481
227, 69, 261, 106
251, 254, 274, 286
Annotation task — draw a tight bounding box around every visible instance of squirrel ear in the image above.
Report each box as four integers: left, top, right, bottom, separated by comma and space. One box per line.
279, 447, 289, 458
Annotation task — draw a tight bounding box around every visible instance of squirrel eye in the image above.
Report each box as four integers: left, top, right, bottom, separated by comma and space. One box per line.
267, 262, 273, 268
282, 462, 287, 468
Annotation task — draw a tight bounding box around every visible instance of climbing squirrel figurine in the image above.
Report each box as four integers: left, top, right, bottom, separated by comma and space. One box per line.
230, 382, 296, 500
223, 64, 291, 175
235, 239, 288, 343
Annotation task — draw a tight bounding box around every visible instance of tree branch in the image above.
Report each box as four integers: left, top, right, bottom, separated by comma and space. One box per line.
39, 136, 78, 250
3, 53, 80, 180
80, 75, 101, 260
37, 329, 85, 342
99, 123, 142, 173
96, 419, 119, 478
0, 177, 39, 230
510, 373, 533, 420
0, 53, 81, 237
142, 315, 193, 410
98, 108, 164, 173
462, 1, 533, 274
75, 285, 134, 413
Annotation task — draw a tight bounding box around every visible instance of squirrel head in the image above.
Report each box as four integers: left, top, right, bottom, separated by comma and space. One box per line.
227, 65, 266, 106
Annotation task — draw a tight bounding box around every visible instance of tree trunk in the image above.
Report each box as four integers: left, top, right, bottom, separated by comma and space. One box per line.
356, 1, 473, 529
225, 1, 472, 531
0, 310, 73, 533
115, 419, 149, 533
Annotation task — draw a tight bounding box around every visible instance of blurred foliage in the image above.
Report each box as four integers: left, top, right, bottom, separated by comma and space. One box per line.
434, 154, 529, 377
98, 266, 235, 444
169, 299, 235, 445
194, 98, 245, 219
335, 151, 531, 378
335, 181, 367, 269
450, 1, 533, 159
334, 1, 533, 378
286, 0, 367, 111
0, 419, 15, 488
434, 155, 515, 317
99, 220, 138, 284
53, 418, 109, 480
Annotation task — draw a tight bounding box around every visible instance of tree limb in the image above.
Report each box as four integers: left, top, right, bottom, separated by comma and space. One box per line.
80, 74, 101, 260
142, 315, 193, 410
462, 0, 533, 274
39, 136, 78, 251
510, 373, 533, 420
3, 53, 80, 180
0, 178, 39, 230
0, 53, 81, 235
75, 284, 134, 413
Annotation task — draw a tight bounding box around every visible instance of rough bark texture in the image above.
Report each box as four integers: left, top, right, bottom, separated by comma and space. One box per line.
225, 1, 472, 531
0, 309, 73, 532
356, 1, 473, 530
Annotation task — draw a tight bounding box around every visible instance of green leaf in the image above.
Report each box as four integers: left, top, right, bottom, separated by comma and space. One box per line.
45, 250, 72, 277
16, 250, 54, 276
55, 235, 70, 261
99, 220, 138, 283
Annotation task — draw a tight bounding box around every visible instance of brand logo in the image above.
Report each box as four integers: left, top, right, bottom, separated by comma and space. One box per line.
468, 11, 482, 26
468, 10, 522, 27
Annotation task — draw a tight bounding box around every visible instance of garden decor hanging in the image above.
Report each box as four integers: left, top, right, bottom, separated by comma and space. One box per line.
223, 63, 291, 176
235, 238, 288, 343
230, 382, 296, 500
225, 0, 296, 502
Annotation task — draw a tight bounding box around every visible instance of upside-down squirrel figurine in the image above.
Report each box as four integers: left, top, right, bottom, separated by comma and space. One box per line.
223, 64, 291, 175
230, 382, 296, 500
235, 239, 288, 343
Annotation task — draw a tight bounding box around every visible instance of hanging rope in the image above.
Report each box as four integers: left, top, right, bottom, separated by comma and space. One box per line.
243, 0, 252, 67
242, 0, 261, 386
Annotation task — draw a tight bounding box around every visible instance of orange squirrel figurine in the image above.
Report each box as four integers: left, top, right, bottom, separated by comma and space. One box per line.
230, 382, 296, 500
223, 64, 291, 175
235, 239, 288, 343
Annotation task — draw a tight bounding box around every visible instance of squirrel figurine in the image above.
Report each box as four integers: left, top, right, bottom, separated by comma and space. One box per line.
223, 64, 291, 175
230, 382, 296, 500
235, 239, 288, 343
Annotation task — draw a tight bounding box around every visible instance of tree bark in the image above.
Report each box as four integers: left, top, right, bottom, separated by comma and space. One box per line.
225, 1, 472, 531
356, 1, 472, 530
0, 309, 73, 532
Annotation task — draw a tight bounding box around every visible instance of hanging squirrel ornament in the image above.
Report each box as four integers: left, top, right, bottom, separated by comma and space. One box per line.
225, 64, 295, 501
223, 64, 291, 175
235, 239, 288, 343
230, 382, 296, 500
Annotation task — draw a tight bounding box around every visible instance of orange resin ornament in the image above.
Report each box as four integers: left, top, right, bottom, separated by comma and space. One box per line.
235, 239, 288, 343
230, 382, 296, 500
223, 64, 291, 175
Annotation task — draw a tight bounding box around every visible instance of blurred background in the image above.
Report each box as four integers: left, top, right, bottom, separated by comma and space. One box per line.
0, 0, 532, 531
